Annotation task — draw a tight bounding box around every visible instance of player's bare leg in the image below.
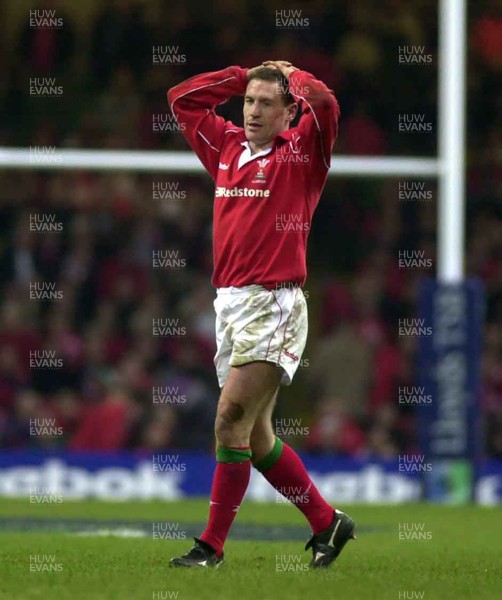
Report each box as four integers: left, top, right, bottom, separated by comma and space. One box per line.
170, 361, 281, 568
214, 361, 281, 448
249, 388, 278, 461
250, 387, 356, 569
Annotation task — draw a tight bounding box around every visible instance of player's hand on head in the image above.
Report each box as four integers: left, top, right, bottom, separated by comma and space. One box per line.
262, 60, 298, 79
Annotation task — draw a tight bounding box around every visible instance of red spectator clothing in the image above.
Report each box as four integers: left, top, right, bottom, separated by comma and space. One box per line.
69, 396, 129, 450
472, 16, 502, 67
0, 331, 41, 378
97, 257, 149, 299
0, 375, 26, 412
32, 29, 56, 72
306, 415, 365, 455
168, 66, 339, 289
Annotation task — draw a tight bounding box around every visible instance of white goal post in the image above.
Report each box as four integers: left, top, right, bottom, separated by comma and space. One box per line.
0, 0, 465, 284
0, 148, 441, 178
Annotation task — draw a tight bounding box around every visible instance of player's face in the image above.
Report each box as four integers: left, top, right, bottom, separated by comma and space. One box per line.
243, 80, 296, 147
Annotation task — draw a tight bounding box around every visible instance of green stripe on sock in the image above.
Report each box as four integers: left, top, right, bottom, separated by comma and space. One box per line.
216, 446, 252, 463
253, 437, 283, 472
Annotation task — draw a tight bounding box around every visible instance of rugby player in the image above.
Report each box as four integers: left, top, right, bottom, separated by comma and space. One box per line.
167, 60, 355, 568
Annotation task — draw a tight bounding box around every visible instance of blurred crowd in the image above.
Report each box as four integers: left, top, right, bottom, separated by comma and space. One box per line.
0, 0, 500, 457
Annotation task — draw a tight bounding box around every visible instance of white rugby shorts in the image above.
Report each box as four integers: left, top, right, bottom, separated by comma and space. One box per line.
213, 284, 308, 388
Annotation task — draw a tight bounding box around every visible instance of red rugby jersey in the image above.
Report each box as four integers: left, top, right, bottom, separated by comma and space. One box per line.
167, 66, 339, 289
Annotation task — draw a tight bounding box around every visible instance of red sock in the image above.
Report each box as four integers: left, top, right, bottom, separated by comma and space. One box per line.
199, 447, 251, 556
257, 440, 334, 534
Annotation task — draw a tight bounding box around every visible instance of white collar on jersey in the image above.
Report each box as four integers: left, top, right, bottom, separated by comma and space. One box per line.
237, 141, 273, 170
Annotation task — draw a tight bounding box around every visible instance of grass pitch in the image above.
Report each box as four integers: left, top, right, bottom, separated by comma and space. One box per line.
0, 499, 500, 600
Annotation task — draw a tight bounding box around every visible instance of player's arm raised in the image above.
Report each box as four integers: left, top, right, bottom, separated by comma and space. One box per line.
263, 60, 340, 171
167, 67, 251, 180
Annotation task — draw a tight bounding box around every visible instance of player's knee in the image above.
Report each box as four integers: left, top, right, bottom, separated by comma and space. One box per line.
215, 401, 249, 445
